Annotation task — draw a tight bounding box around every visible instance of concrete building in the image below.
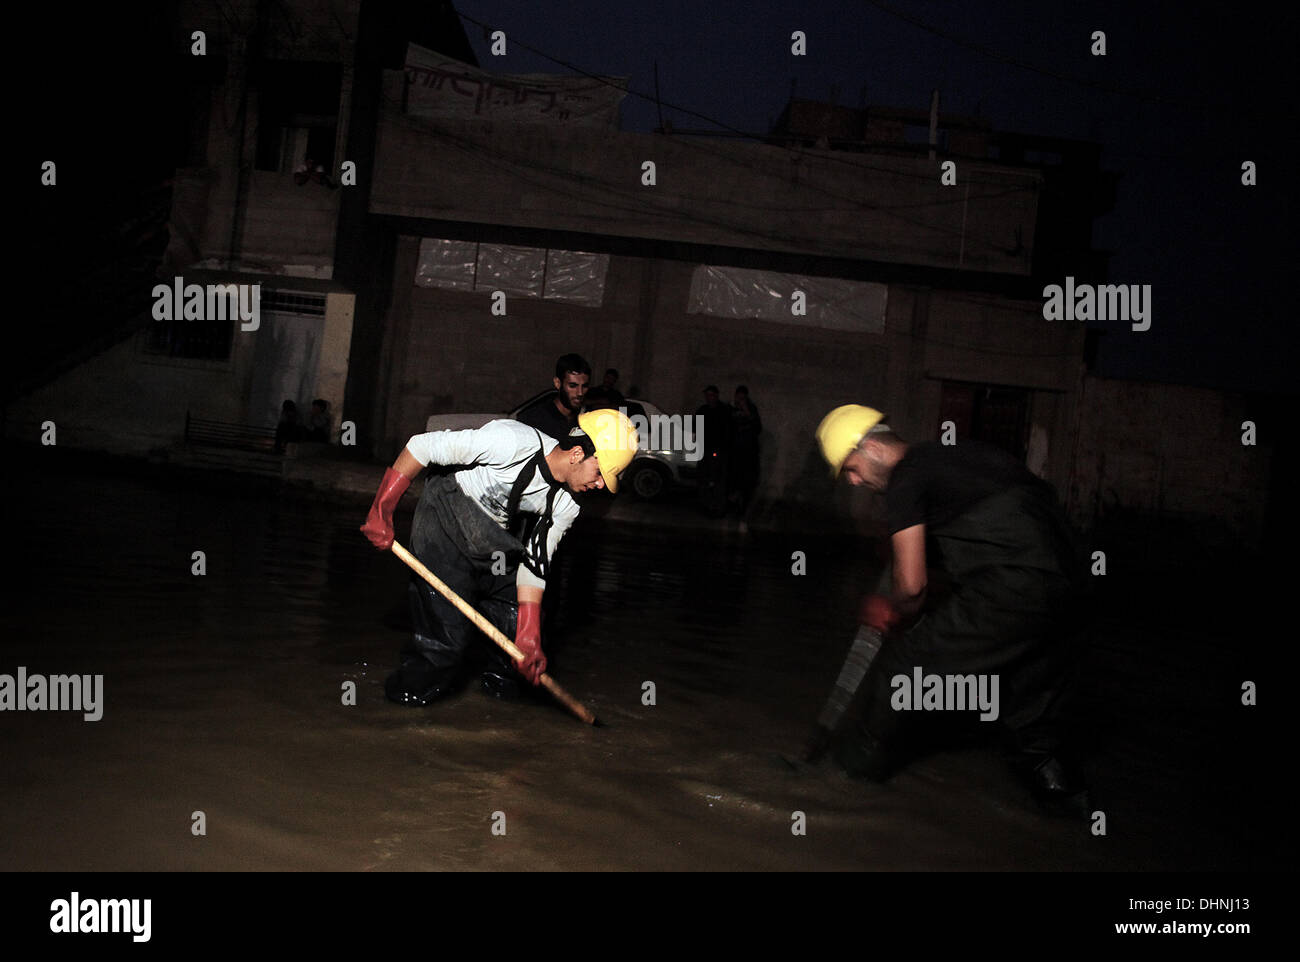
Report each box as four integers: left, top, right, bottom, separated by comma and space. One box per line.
361, 69, 1117, 532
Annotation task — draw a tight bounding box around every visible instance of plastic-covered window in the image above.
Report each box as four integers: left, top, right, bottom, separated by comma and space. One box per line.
687, 265, 887, 332
416, 239, 608, 307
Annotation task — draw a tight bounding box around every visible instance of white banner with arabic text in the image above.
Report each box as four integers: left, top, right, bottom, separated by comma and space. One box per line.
405, 45, 626, 127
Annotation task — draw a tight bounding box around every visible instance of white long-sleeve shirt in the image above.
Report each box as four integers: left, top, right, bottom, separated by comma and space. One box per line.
405, 419, 579, 591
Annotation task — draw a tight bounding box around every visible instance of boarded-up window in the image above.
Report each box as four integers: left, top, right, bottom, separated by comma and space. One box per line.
415, 239, 477, 291
544, 250, 608, 304
687, 265, 887, 333
416, 238, 608, 307
476, 244, 547, 297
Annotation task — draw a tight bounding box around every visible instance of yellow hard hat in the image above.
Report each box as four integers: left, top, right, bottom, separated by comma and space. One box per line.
577, 408, 640, 493
816, 404, 884, 477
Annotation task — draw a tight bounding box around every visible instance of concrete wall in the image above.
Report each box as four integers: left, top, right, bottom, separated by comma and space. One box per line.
189, 170, 342, 278
4, 320, 258, 455
316, 293, 355, 433
370, 72, 1041, 277
378, 235, 628, 453
1068, 376, 1271, 550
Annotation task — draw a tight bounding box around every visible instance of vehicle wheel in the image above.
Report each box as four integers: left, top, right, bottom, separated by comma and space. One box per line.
628, 461, 669, 501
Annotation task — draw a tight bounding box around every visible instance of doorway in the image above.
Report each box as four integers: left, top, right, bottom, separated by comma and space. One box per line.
938, 380, 1030, 461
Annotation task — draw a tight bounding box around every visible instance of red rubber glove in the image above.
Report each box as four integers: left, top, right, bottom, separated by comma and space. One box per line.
360, 467, 410, 550
859, 593, 901, 633
514, 600, 547, 685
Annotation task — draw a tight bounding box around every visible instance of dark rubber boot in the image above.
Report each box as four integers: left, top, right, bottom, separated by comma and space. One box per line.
478, 601, 524, 701
1015, 751, 1093, 820
385, 583, 466, 707
831, 726, 900, 782
384, 634, 462, 706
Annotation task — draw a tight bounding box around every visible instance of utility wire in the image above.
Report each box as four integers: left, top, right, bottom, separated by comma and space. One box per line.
452, 9, 1058, 187
863, 0, 1260, 116
390, 80, 1039, 258
662, 129, 1037, 250
398, 105, 1026, 261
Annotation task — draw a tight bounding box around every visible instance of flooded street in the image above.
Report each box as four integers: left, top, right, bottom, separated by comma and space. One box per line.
2, 450, 1271, 871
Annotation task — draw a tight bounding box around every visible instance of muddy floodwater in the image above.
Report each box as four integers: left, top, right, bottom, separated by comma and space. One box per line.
3, 451, 1272, 871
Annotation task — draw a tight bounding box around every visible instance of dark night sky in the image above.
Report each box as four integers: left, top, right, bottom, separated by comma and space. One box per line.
20, 1, 1296, 396
452, 0, 1296, 394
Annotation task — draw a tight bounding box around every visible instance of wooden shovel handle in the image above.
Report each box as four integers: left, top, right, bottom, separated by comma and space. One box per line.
390, 541, 598, 725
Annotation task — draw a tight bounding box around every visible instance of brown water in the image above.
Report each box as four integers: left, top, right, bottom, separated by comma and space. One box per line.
1, 452, 1269, 870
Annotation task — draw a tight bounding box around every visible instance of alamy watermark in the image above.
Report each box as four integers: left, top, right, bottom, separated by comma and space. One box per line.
890, 667, 1000, 721
0, 666, 103, 721
50, 892, 150, 942
580, 407, 706, 461
617, 406, 704, 462
152, 276, 261, 331
1042, 276, 1151, 331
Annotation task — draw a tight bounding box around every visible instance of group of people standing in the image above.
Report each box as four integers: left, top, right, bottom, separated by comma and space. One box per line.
512, 357, 767, 520
273, 398, 331, 454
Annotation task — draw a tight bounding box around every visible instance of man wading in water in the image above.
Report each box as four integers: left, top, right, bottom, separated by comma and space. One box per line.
361, 410, 638, 705
811, 404, 1092, 817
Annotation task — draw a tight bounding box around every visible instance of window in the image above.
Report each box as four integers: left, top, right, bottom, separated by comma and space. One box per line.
687, 265, 887, 332
415, 238, 609, 307
262, 290, 326, 316
938, 381, 1030, 461
143, 313, 233, 360
254, 62, 342, 173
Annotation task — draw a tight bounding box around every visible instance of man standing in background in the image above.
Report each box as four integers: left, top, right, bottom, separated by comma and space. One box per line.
517, 353, 591, 442
694, 385, 733, 516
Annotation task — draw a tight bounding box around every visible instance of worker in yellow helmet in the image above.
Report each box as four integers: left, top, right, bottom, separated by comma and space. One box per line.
361, 408, 638, 706
813, 404, 1092, 818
